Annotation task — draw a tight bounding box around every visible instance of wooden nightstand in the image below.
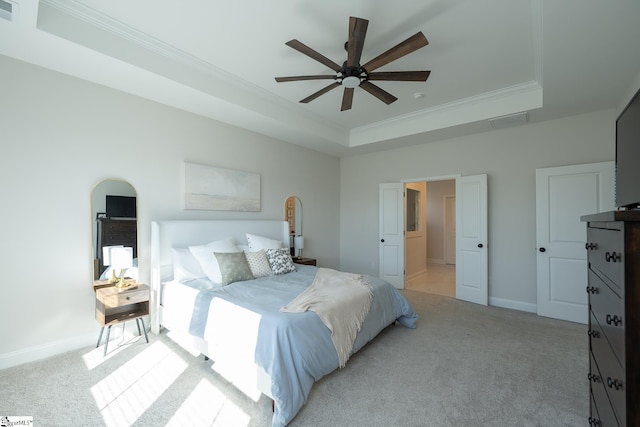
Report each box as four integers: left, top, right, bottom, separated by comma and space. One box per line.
292, 257, 317, 266
94, 281, 150, 355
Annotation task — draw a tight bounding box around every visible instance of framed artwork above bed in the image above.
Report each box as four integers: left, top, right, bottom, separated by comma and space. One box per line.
184, 162, 261, 211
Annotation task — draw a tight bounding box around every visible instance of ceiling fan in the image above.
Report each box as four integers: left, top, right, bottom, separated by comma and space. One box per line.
275, 16, 431, 111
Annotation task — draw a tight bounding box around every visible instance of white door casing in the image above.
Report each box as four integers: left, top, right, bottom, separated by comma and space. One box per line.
444, 195, 456, 265
379, 183, 405, 288
455, 175, 488, 305
535, 161, 614, 324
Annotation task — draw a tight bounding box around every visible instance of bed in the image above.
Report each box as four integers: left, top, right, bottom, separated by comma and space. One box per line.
150, 220, 418, 426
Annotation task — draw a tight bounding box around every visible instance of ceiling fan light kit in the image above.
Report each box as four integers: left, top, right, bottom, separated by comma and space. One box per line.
275, 16, 430, 111
342, 76, 361, 88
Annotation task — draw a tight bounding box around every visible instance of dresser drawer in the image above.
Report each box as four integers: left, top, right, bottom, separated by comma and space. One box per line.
589, 352, 621, 426
587, 226, 624, 293
97, 287, 149, 308
589, 389, 600, 427
597, 355, 626, 425
589, 270, 625, 367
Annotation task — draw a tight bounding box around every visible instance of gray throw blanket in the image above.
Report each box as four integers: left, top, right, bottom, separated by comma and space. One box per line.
280, 268, 373, 367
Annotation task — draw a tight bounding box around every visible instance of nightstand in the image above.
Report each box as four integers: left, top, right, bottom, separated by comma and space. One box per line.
293, 257, 317, 266
94, 281, 150, 355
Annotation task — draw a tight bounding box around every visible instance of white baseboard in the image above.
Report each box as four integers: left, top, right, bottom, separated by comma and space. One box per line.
0, 332, 96, 370
489, 297, 537, 314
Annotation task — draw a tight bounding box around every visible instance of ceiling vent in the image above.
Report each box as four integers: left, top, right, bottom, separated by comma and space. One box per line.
0, 0, 14, 22
488, 111, 529, 129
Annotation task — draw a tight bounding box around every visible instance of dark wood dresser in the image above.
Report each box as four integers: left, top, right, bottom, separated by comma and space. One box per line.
97, 218, 137, 275
582, 211, 640, 426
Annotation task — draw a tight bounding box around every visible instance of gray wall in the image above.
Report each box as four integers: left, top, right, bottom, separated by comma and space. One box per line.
339, 109, 615, 310
0, 55, 340, 367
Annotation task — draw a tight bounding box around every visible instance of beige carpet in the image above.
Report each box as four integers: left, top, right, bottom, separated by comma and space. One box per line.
0, 291, 587, 426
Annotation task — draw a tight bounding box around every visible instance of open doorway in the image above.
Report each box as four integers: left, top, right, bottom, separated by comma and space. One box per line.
405, 179, 456, 297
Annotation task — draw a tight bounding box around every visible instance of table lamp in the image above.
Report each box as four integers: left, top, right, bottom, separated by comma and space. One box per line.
294, 236, 304, 259
103, 246, 134, 288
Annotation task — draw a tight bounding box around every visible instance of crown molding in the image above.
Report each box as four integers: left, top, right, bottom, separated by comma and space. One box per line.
39, 0, 348, 141
349, 81, 543, 146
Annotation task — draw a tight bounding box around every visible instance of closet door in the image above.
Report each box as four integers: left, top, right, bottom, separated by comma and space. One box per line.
535, 161, 614, 323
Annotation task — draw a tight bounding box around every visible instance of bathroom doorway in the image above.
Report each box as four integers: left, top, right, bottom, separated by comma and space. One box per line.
404, 179, 456, 297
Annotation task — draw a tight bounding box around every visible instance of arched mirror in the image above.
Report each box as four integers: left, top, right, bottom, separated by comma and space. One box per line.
91, 180, 138, 283
285, 196, 302, 251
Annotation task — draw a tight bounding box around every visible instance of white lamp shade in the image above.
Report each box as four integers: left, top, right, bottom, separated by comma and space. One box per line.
102, 245, 123, 266
294, 236, 304, 250
103, 246, 133, 269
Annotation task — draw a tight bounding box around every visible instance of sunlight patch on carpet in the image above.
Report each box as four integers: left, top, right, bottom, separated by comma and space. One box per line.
168, 378, 250, 426
82, 329, 144, 370
90, 341, 187, 426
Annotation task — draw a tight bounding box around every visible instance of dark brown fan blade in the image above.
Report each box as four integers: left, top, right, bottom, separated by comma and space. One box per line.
300, 82, 341, 103
341, 88, 355, 111
275, 75, 337, 83
359, 81, 397, 105
347, 17, 368, 68
362, 32, 429, 72
285, 39, 342, 72
368, 70, 430, 82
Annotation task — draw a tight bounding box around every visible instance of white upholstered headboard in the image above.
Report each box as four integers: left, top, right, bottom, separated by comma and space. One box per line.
149, 219, 289, 333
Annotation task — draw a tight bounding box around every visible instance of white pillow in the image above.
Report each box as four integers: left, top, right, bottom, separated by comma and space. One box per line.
237, 244, 251, 253
189, 237, 240, 284
246, 233, 284, 251
171, 248, 206, 282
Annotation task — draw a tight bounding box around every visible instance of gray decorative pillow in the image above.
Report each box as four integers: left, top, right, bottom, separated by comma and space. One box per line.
265, 248, 296, 275
245, 250, 273, 278
214, 252, 254, 285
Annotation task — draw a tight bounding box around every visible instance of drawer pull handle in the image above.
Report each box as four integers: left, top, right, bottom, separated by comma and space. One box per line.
126, 296, 131, 301
605, 314, 623, 327
588, 417, 602, 426
606, 377, 623, 390
587, 373, 601, 383
585, 243, 596, 250
604, 251, 621, 262
587, 330, 600, 338
585, 286, 599, 294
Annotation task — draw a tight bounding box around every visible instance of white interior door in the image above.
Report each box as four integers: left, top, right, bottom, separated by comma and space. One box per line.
536, 161, 614, 324
379, 183, 404, 288
455, 175, 488, 305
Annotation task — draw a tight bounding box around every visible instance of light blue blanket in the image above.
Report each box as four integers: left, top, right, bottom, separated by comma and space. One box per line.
181, 265, 418, 426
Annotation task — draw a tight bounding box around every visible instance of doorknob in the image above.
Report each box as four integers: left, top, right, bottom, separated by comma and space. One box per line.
380, 239, 385, 243
539, 247, 546, 252
477, 243, 483, 248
